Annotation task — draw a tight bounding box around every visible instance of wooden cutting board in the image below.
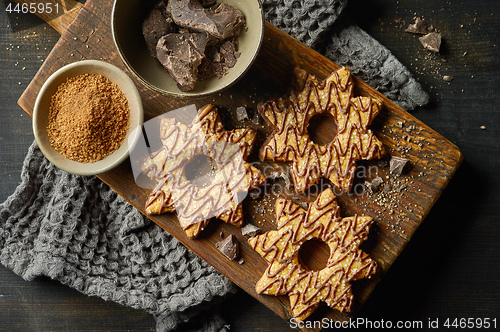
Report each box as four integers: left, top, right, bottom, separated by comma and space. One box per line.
16, 0, 463, 329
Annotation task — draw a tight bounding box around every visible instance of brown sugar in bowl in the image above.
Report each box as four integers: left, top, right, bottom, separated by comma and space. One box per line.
33, 60, 144, 176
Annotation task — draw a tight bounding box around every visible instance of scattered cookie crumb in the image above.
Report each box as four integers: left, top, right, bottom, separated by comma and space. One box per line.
480, 125, 486, 130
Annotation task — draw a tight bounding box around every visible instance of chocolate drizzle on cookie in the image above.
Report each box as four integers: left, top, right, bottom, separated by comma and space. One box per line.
142, 104, 266, 238
258, 67, 385, 193
249, 188, 377, 321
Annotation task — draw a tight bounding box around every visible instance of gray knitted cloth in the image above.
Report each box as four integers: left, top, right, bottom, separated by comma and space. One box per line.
0, 1, 429, 331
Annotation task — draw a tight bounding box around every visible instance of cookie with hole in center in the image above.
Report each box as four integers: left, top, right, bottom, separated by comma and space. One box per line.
249, 188, 377, 321
258, 67, 385, 194
142, 104, 266, 238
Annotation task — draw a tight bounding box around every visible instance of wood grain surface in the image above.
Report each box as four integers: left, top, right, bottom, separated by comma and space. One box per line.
1, 0, 499, 331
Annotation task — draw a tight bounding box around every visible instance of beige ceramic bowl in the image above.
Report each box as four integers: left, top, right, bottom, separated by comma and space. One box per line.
33, 60, 144, 176
111, 0, 264, 98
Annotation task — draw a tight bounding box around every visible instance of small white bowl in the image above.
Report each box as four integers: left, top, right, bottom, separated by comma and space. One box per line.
33, 60, 144, 176
112, 0, 265, 98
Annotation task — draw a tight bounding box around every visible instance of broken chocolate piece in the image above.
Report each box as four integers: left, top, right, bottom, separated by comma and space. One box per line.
389, 156, 410, 176
200, 0, 216, 7
419, 32, 442, 52
236, 106, 248, 121
248, 189, 260, 200
167, 0, 245, 40
371, 176, 384, 192
215, 234, 239, 260
405, 17, 429, 34
156, 31, 209, 91
241, 223, 261, 237
255, 205, 265, 214
251, 112, 262, 125
142, 8, 177, 57
365, 176, 384, 193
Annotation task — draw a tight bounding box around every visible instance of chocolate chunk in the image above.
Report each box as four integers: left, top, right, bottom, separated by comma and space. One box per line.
419, 32, 442, 52
200, 0, 216, 7
156, 31, 209, 91
378, 159, 389, 167
220, 40, 237, 68
389, 156, 410, 176
236, 106, 248, 121
142, 8, 177, 57
241, 223, 260, 237
248, 188, 260, 200
405, 17, 428, 34
167, 0, 245, 40
215, 234, 239, 260
255, 205, 265, 214
251, 112, 262, 125
365, 176, 384, 193
197, 38, 240, 80
371, 176, 384, 191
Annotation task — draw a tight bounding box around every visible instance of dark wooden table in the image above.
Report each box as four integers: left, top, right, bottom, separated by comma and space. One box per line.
1, 0, 499, 330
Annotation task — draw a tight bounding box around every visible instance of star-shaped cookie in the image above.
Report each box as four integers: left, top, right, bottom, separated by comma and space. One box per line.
258, 67, 385, 193
142, 104, 266, 238
249, 188, 377, 321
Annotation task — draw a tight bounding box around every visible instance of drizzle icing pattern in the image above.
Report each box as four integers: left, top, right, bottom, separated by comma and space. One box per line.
249, 188, 377, 321
258, 67, 385, 193
142, 104, 266, 238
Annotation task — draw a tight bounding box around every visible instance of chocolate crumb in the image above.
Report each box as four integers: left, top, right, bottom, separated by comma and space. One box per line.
405, 17, 428, 34
241, 223, 260, 237
378, 160, 389, 168
383, 184, 392, 193
419, 32, 442, 53
215, 234, 239, 260
236, 106, 248, 121
255, 205, 265, 214
251, 112, 262, 125
249, 189, 260, 200
389, 156, 410, 176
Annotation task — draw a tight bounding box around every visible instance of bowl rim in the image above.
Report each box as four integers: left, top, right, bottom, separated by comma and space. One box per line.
33, 59, 144, 176
111, 0, 265, 98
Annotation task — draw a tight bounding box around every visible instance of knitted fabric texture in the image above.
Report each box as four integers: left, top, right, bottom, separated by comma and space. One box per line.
1, 1, 429, 331
0, 142, 236, 332
261, 0, 429, 110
